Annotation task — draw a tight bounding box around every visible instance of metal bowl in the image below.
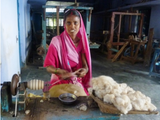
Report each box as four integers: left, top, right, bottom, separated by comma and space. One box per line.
58, 93, 77, 104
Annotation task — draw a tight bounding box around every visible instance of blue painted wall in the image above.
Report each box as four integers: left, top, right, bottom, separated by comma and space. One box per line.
32, 13, 42, 32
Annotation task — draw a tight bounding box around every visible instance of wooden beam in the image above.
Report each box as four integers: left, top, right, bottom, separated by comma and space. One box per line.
113, 12, 142, 16
88, 9, 92, 22
109, 12, 115, 43
52, 14, 55, 34
56, 7, 59, 35
117, 15, 122, 50
112, 42, 125, 46
43, 5, 93, 10
144, 28, 154, 66
128, 15, 132, 32
112, 41, 129, 62
138, 14, 144, 38
107, 12, 115, 59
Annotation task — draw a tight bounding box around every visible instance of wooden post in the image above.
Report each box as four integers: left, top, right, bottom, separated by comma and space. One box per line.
52, 14, 54, 34
117, 15, 122, 50
138, 14, 144, 38
42, 8, 46, 59
56, 7, 59, 35
107, 12, 115, 59
128, 15, 132, 32
144, 28, 154, 66
88, 9, 92, 22
86, 10, 92, 40
128, 7, 133, 32
109, 12, 115, 43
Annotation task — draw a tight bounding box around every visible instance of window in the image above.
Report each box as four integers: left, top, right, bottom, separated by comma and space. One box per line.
46, 18, 63, 27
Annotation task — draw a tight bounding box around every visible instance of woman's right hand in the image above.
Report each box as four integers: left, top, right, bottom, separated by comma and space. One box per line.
57, 69, 74, 80
46, 66, 73, 80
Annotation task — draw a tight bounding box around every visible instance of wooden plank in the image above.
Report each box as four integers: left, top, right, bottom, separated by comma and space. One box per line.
113, 12, 142, 16
112, 42, 125, 46
144, 28, 154, 66
112, 41, 129, 62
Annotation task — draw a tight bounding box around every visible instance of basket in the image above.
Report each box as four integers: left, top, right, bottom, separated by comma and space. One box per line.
90, 92, 159, 115
90, 93, 122, 114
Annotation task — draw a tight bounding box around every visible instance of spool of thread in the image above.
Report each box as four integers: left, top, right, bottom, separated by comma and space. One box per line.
27, 79, 44, 90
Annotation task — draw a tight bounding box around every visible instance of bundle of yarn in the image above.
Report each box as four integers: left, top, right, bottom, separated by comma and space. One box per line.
88, 75, 157, 114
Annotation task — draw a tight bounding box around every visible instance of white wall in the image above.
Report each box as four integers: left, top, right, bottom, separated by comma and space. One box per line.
149, 5, 160, 39
0, 0, 2, 84
19, 0, 31, 64
1, 0, 20, 82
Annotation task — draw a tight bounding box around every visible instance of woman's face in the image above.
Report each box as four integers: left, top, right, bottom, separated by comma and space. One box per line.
65, 14, 80, 39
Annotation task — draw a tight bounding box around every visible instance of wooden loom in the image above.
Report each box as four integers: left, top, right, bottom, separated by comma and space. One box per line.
107, 12, 144, 59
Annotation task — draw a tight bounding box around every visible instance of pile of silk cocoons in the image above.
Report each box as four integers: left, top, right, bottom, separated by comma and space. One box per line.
88, 75, 157, 114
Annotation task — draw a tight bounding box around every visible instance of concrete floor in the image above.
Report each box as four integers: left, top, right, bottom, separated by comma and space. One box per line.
21, 49, 160, 120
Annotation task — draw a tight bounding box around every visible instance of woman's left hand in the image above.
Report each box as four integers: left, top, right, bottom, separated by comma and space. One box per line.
74, 68, 88, 78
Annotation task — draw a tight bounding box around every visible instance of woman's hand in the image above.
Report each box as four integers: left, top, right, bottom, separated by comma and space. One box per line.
74, 68, 88, 78
46, 66, 74, 80
57, 69, 74, 80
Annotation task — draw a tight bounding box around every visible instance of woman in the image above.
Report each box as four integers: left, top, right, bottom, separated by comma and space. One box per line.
44, 9, 92, 95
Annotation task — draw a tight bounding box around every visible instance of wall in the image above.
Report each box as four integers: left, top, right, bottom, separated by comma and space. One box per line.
0, 0, 1, 84
32, 13, 42, 32
110, 0, 152, 9
149, 5, 160, 39
18, 0, 31, 66
93, 0, 111, 12
1, 0, 20, 83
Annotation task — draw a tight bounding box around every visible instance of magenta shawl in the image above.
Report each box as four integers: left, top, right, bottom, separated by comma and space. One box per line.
44, 10, 92, 94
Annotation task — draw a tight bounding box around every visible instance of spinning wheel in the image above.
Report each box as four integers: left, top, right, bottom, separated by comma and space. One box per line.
10, 74, 19, 96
